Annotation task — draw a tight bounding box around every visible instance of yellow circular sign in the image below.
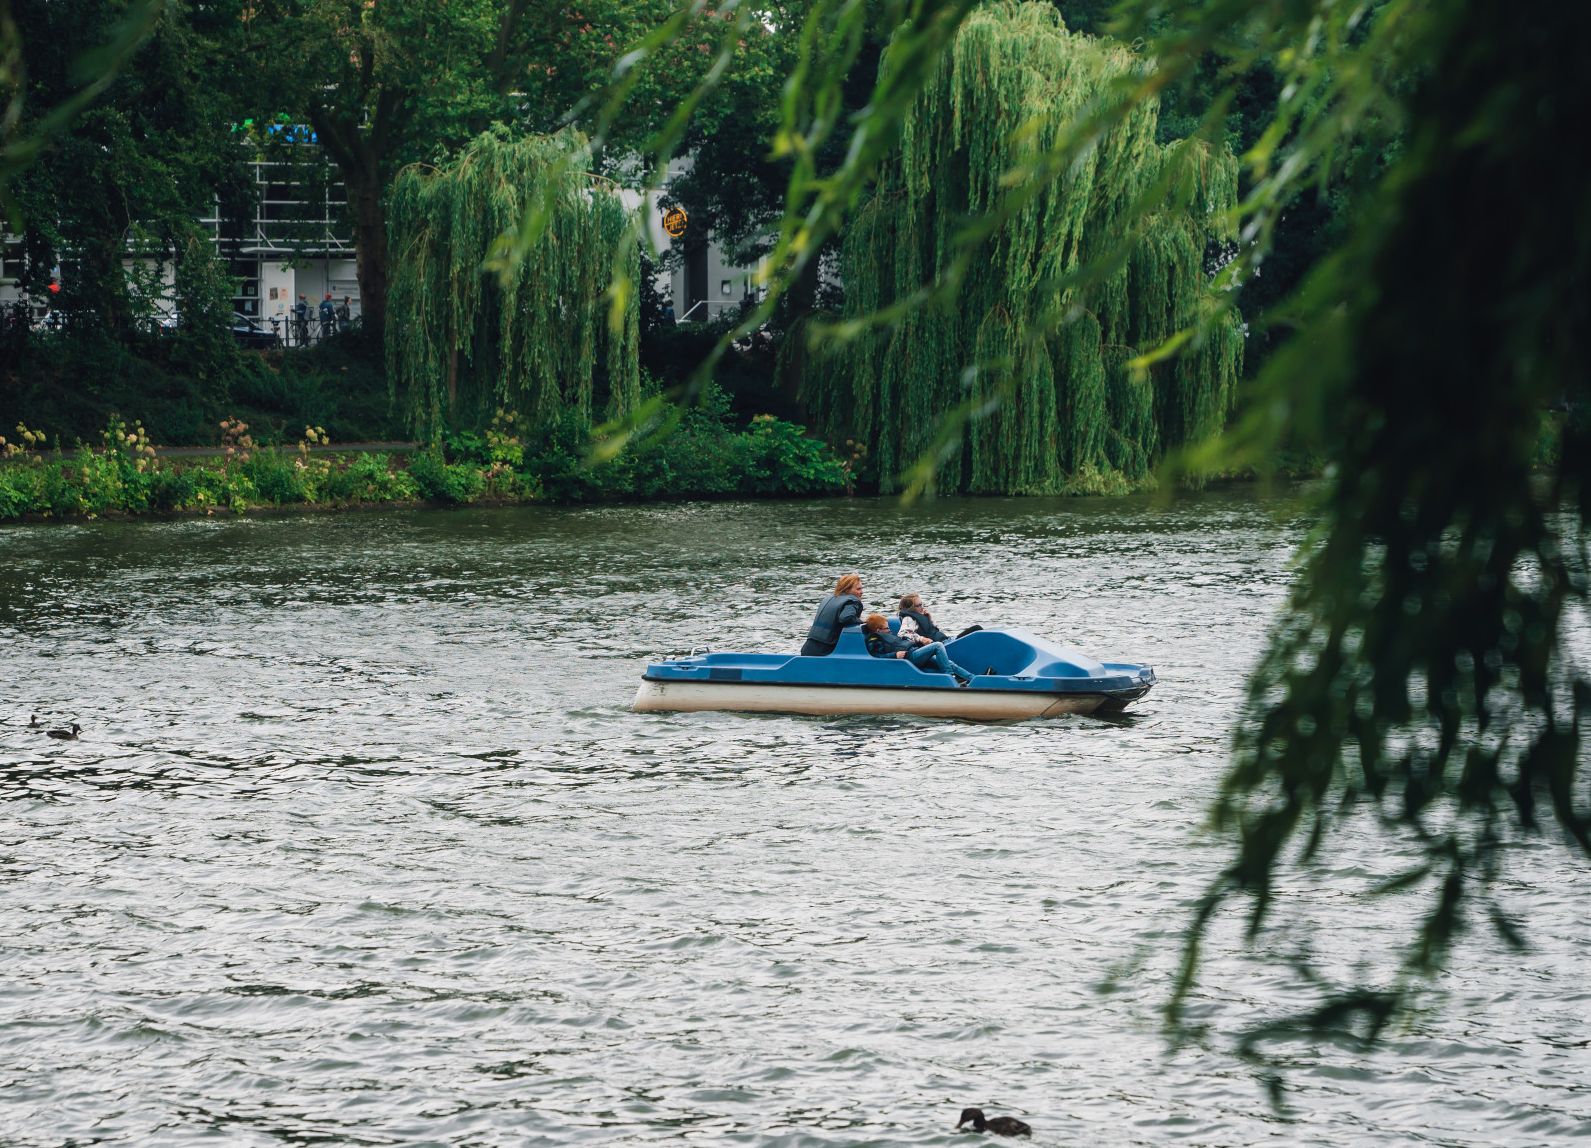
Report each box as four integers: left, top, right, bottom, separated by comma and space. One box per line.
662, 206, 688, 238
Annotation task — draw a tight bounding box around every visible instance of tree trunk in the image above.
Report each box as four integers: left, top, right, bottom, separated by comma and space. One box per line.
348, 172, 388, 343
307, 100, 401, 348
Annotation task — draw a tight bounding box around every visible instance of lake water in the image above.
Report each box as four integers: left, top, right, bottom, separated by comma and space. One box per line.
2, 492, 1587, 1146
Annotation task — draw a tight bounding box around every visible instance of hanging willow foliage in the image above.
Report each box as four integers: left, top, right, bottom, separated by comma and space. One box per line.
386, 128, 639, 440
802, 3, 1243, 494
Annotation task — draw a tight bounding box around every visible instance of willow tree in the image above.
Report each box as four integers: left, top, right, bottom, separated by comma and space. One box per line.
802, 4, 1242, 494
386, 129, 639, 439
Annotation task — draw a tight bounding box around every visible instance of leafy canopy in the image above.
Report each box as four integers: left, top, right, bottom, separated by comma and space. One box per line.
802, 3, 1243, 495
386, 129, 640, 440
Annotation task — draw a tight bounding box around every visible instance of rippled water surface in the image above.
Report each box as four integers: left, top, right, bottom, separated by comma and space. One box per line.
2, 493, 1588, 1147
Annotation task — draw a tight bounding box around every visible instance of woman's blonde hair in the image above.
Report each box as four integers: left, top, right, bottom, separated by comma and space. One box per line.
834, 573, 863, 597
863, 613, 889, 632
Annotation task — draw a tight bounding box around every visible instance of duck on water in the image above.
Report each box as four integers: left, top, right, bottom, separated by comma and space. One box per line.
20, 714, 81, 739
957, 1107, 1032, 1137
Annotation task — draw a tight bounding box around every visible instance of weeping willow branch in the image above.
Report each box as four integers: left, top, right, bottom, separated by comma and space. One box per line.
800, 4, 1242, 495
556, 0, 986, 462
1162, 0, 1591, 1056
386, 128, 639, 441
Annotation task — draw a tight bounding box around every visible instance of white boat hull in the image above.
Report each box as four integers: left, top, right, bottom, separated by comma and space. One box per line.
632, 679, 1104, 720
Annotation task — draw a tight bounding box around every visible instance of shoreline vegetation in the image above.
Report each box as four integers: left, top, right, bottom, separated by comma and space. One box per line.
0, 414, 1324, 527
0, 398, 858, 523
2, 397, 1556, 527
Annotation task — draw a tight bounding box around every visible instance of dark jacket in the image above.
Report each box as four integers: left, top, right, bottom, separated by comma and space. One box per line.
865, 629, 918, 658
898, 607, 949, 643
800, 593, 863, 656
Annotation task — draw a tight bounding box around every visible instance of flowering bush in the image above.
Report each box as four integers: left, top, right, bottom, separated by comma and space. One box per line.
0, 403, 851, 523
218, 417, 254, 467
1, 422, 47, 459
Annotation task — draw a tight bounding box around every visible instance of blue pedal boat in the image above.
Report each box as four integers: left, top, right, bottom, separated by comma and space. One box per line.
633, 623, 1155, 720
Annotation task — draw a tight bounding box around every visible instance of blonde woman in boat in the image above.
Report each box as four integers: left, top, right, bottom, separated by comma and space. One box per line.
799, 573, 866, 657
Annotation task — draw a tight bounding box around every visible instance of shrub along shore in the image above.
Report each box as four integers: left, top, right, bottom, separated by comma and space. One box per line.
0, 400, 852, 524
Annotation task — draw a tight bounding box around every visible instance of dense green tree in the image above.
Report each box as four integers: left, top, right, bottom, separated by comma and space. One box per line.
385, 129, 639, 439
238, 0, 516, 344
4, 0, 251, 417
801, 3, 1242, 494
659, 4, 861, 316
242, 0, 761, 345
663, 0, 1361, 393
8, 0, 244, 330
0, 0, 160, 215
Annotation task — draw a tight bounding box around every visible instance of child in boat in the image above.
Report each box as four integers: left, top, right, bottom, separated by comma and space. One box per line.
896, 592, 951, 642
862, 613, 974, 686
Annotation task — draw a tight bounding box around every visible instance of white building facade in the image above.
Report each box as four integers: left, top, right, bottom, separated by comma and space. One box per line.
3, 146, 750, 337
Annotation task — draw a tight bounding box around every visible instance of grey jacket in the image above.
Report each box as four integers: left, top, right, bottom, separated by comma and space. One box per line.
800, 593, 863, 656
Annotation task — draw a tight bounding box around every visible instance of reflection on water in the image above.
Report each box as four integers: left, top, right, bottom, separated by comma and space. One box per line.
1, 492, 1588, 1146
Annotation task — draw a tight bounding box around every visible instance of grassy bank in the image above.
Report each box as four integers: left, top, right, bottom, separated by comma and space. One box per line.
0, 402, 851, 523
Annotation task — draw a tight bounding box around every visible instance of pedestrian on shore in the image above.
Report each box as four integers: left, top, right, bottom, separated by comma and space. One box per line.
318, 293, 335, 340
293, 294, 309, 346
336, 295, 351, 331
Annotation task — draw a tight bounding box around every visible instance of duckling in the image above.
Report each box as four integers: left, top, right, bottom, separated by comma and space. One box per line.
28, 714, 41, 730
45, 723, 81, 741
957, 1108, 1031, 1138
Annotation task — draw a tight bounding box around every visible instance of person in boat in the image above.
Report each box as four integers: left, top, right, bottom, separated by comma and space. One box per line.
899, 590, 983, 641
896, 592, 951, 643
862, 613, 975, 686
800, 573, 866, 657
